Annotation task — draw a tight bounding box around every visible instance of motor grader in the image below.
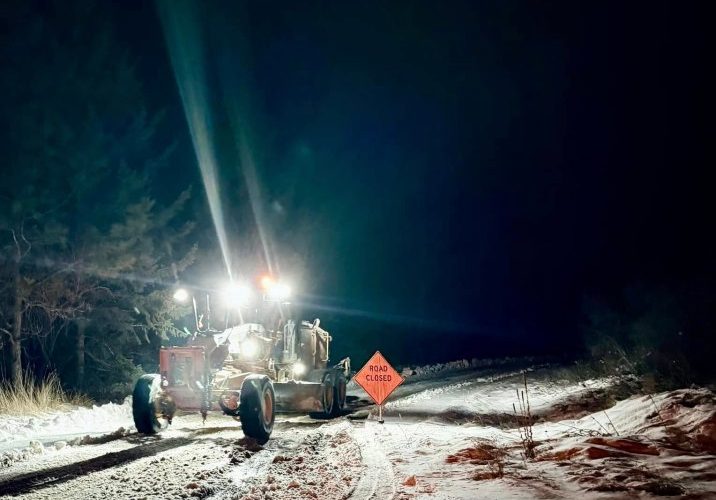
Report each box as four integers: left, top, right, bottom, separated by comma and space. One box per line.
132, 277, 350, 443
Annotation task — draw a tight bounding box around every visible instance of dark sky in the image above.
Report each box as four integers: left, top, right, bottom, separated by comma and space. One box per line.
85, 1, 716, 359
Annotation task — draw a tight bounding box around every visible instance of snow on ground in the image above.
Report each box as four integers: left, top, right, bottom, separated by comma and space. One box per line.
351, 365, 716, 498
223, 420, 365, 500
0, 414, 365, 500
0, 398, 133, 468
0, 361, 714, 499
385, 370, 614, 418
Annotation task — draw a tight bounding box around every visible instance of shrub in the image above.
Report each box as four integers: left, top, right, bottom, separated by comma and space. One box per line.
582, 287, 699, 390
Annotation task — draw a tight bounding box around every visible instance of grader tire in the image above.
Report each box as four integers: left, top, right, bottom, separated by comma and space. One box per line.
239, 375, 275, 444
132, 374, 162, 434
331, 372, 347, 417
321, 371, 336, 417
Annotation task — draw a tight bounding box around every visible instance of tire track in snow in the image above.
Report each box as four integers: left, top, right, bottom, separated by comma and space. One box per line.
222, 437, 280, 495
0, 437, 192, 496
349, 421, 396, 500
216, 421, 365, 499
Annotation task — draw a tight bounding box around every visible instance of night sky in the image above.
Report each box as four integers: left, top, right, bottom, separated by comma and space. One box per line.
13, 1, 715, 363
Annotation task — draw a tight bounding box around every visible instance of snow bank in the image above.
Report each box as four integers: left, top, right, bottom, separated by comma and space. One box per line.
535, 387, 716, 448
0, 397, 133, 463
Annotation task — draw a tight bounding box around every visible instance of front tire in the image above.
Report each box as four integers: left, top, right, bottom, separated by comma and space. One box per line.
239, 375, 275, 444
133, 374, 162, 434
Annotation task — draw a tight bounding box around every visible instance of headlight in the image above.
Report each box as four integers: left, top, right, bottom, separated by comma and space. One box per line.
222, 283, 252, 308
292, 362, 306, 376
241, 338, 259, 359
260, 275, 292, 301
173, 288, 189, 303
267, 283, 291, 301
260, 275, 275, 289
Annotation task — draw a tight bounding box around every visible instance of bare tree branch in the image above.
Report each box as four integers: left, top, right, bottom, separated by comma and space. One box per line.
19, 219, 32, 258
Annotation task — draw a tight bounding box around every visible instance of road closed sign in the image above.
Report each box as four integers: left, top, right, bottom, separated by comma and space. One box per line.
354, 351, 404, 405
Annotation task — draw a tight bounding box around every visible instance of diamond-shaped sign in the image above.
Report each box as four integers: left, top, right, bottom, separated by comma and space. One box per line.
354, 351, 404, 405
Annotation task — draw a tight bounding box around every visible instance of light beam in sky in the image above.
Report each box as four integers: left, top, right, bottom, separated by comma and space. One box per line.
157, 0, 233, 280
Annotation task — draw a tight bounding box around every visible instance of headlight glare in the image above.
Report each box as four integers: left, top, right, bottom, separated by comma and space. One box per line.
241, 338, 259, 359
222, 283, 252, 308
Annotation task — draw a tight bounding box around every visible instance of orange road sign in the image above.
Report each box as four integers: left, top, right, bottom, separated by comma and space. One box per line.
354, 351, 404, 405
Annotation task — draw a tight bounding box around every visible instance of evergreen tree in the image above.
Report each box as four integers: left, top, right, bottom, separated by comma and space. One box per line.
0, 2, 197, 393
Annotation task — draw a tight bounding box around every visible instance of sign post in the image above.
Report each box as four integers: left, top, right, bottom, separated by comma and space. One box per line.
354, 351, 404, 423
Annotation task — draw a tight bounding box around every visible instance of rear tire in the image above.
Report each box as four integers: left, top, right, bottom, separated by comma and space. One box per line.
239, 375, 275, 444
133, 374, 162, 434
331, 372, 347, 417
321, 371, 336, 417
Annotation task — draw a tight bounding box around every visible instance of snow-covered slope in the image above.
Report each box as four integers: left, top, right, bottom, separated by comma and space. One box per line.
350, 365, 716, 498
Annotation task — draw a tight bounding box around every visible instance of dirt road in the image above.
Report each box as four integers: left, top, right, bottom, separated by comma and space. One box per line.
0, 362, 525, 499
4, 364, 712, 499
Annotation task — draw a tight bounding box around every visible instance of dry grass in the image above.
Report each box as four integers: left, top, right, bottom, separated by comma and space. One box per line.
513, 371, 537, 459
446, 439, 508, 480
0, 372, 90, 415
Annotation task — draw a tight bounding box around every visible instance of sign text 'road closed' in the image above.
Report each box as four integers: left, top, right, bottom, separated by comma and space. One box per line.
354, 351, 404, 405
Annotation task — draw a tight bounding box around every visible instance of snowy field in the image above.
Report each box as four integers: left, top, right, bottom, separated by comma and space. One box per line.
0, 361, 714, 498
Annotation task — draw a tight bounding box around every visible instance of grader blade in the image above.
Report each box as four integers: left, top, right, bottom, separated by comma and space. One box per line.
273, 381, 324, 412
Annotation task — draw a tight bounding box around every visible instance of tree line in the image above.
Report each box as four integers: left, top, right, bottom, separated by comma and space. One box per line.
0, 4, 197, 399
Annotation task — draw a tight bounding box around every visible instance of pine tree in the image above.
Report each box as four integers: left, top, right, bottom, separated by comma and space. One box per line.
1, 3, 197, 392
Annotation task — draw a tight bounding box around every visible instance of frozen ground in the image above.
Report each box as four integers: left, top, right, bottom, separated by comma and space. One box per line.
0, 362, 714, 499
